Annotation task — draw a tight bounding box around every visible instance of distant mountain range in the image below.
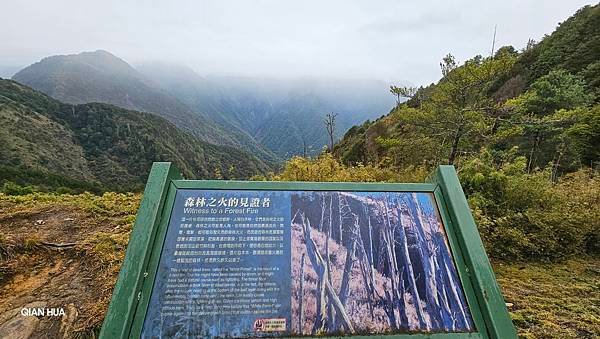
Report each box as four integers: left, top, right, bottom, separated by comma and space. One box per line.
0, 79, 270, 192
12, 51, 394, 159
12, 50, 278, 164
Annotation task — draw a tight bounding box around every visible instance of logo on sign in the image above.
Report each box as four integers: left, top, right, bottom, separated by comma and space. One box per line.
254, 318, 286, 332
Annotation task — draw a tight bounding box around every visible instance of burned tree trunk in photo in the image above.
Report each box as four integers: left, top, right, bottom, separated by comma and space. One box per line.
338, 193, 343, 243
380, 196, 404, 329
385, 195, 426, 329
325, 194, 335, 332
405, 193, 442, 329
365, 205, 376, 292
439, 246, 470, 330
433, 243, 454, 331
314, 279, 327, 334
318, 194, 326, 232
300, 212, 355, 335
357, 242, 375, 320
339, 214, 359, 306
357, 204, 376, 319
299, 253, 306, 334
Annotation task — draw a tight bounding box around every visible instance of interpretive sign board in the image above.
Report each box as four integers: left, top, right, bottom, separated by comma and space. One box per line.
100, 163, 516, 339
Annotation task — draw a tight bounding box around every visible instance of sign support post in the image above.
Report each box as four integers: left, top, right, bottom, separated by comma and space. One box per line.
101, 162, 182, 338
430, 166, 516, 338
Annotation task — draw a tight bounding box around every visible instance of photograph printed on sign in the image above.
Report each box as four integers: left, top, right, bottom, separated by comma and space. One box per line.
290, 191, 474, 335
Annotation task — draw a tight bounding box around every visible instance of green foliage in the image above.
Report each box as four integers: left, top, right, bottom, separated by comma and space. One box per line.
414, 52, 515, 164
558, 105, 600, 167
276, 150, 599, 261
389, 85, 417, 106
460, 150, 599, 260
502, 71, 597, 174
508, 69, 592, 115
336, 5, 600, 172
494, 258, 600, 338
11, 50, 279, 165
83, 232, 129, 265
510, 5, 600, 99
330, 5, 600, 263
1, 181, 35, 195
0, 165, 104, 195
0, 191, 140, 219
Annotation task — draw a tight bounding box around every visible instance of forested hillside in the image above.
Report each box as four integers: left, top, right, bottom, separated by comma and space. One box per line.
0, 79, 270, 192
12, 50, 395, 162
12, 51, 279, 164
335, 5, 599, 174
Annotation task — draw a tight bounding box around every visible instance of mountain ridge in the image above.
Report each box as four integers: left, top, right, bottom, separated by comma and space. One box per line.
12, 50, 280, 164
0, 78, 271, 192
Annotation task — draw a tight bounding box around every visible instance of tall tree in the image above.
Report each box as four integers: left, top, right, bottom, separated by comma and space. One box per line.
390, 85, 418, 107
324, 113, 338, 152
504, 69, 592, 173
401, 52, 516, 164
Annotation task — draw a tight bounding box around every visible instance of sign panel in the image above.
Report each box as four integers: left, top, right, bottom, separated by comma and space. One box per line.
100, 163, 517, 339
142, 190, 473, 338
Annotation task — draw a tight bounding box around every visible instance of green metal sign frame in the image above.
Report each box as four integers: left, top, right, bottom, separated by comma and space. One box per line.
100, 162, 516, 339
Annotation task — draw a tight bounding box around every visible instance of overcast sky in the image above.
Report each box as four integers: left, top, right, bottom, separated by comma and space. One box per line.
1, 1, 595, 85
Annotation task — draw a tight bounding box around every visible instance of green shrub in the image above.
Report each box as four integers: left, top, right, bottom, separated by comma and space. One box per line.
460, 149, 599, 260
271, 151, 599, 261
1, 181, 35, 195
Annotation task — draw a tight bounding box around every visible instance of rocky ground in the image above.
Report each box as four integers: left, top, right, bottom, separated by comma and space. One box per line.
0, 192, 598, 338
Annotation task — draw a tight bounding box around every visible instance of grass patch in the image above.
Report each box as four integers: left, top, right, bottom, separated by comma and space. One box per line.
0, 191, 140, 217
494, 258, 600, 338
82, 232, 130, 266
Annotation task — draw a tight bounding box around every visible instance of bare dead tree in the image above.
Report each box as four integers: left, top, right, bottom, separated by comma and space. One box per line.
384, 195, 427, 329
338, 193, 343, 243
300, 212, 355, 334
324, 113, 337, 152
318, 194, 326, 231
363, 203, 376, 294
339, 214, 359, 306
326, 194, 335, 331
357, 238, 375, 320
357, 203, 377, 319
408, 193, 440, 329
301, 136, 308, 158
299, 253, 306, 334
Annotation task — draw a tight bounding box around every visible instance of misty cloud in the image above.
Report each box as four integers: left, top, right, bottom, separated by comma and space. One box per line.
0, 0, 594, 85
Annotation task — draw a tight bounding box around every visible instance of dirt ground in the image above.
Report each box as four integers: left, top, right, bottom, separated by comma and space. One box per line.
0, 193, 136, 338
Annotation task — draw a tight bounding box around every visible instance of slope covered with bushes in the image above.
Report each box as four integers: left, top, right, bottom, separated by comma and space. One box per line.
0, 79, 271, 192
